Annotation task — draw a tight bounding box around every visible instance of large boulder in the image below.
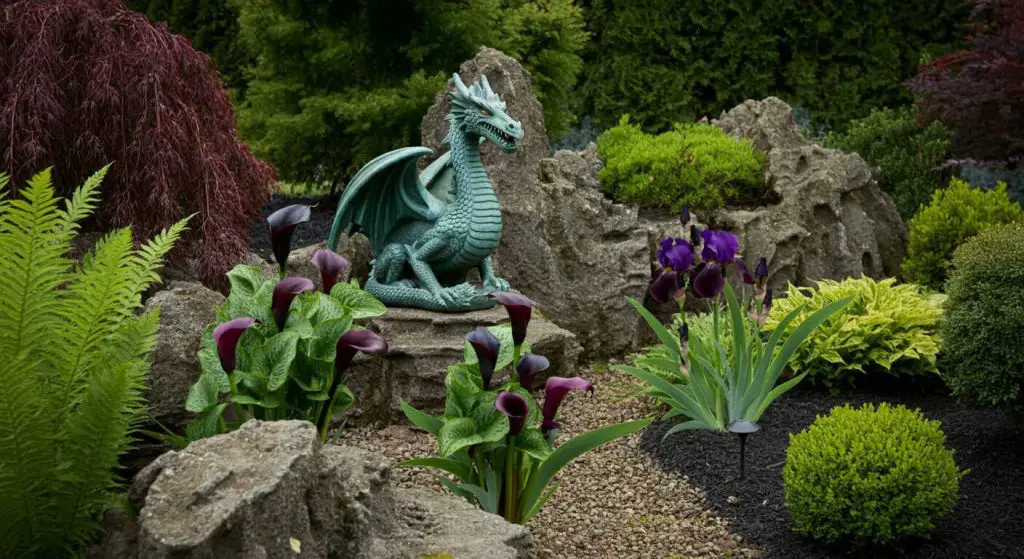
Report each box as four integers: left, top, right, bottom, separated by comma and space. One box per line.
712, 98, 908, 286
142, 281, 225, 430
421, 48, 668, 358
91, 420, 532, 559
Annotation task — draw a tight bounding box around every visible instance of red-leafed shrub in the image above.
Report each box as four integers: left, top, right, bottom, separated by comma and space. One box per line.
908, 0, 1024, 162
0, 0, 275, 285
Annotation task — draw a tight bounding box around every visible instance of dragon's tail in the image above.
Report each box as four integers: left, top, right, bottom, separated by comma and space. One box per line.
364, 275, 495, 313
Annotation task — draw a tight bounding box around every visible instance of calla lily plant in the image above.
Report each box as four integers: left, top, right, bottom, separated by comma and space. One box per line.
622, 210, 852, 434
401, 292, 650, 524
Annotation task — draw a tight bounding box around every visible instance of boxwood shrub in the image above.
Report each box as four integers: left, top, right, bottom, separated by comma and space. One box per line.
784, 403, 964, 547
942, 223, 1024, 412
764, 277, 944, 389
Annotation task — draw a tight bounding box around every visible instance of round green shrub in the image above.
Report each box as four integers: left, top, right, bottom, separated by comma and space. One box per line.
823, 106, 953, 221
784, 403, 963, 547
764, 277, 944, 389
901, 178, 1024, 291
942, 223, 1024, 412
596, 116, 764, 212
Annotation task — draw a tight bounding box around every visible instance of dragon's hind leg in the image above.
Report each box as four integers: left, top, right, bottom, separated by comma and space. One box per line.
373, 243, 408, 284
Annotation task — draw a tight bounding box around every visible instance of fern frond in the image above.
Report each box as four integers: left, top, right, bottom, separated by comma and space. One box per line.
130, 214, 191, 296
55, 165, 107, 240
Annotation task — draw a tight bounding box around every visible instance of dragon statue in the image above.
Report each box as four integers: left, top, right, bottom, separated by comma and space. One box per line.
326, 73, 523, 311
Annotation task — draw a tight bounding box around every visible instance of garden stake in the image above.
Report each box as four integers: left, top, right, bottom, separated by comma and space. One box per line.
728, 420, 761, 480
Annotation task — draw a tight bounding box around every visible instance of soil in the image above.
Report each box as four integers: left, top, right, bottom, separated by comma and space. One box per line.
639, 376, 1024, 558
249, 193, 337, 259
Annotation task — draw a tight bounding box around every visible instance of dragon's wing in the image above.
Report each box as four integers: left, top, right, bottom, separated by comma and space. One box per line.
327, 147, 445, 254
420, 151, 456, 205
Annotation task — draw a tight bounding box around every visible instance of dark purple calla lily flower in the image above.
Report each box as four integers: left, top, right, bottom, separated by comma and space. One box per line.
310, 248, 349, 295
649, 269, 683, 304
679, 205, 691, 227
267, 204, 311, 274
272, 277, 315, 330
213, 317, 258, 373
335, 328, 388, 373
487, 291, 534, 347
657, 237, 695, 272
516, 353, 550, 391
466, 326, 501, 390
690, 262, 725, 299
541, 376, 594, 435
734, 256, 755, 285
700, 230, 739, 264
495, 392, 529, 435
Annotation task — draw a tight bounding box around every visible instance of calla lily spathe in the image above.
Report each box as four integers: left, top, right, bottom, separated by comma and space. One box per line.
335, 328, 388, 373
466, 326, 501, 390
516, 353, 550, 391
310, 248, 349, 295
267, 204, 311, 274
213, 317, 258, 373
495, 392, 529, 435
541, 376, 594, 435
271, 277, 315, 330
487, 291, 534, 347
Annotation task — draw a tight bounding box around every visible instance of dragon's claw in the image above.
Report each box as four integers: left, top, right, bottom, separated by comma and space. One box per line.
484, 276, 510, 293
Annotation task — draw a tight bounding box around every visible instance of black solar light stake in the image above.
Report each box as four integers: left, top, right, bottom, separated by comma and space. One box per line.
727, 420, 761, 480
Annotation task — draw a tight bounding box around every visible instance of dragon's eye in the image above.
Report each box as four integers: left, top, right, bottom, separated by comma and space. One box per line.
480, 109, 491, 117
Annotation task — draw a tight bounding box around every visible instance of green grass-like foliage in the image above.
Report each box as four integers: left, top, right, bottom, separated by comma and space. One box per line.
620, 285, 850, 434
942, 224, 1024, 412
628, 311, 741, 387
901, 178, 1024, 291
184, 265, 386, 443
823, 106, 953, 221
0, 167, 187, 557
764, 277, 944, 390
784, 403, 964, 547
596, 117, 764, 212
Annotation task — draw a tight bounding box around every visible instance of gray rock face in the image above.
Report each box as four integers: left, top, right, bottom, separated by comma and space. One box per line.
421, 48, 670, 358
348, 306, 582, 423
92, 420, 532, 559
712, 98, 907, 287
142, 281, 225, 430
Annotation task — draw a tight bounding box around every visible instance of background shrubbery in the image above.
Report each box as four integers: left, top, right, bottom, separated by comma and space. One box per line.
596, 118, 764, 212
901, 179, 1024, 291
784, 403, 963, 547
942, 224, 1024, 412
764, 277, 944, 390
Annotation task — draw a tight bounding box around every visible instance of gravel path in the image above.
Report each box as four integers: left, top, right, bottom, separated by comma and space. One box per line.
333, 367, 757, 559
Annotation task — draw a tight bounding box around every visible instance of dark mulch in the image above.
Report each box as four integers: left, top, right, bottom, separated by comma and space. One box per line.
249, 193, 337, 260
639, 377, 1024, 559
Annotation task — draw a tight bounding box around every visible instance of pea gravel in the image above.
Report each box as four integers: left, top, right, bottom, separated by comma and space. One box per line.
333, 367, 758, 559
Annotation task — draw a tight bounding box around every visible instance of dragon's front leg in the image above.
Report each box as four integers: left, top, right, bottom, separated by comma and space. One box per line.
405, 238, 463, 306
479, 255, 509, 293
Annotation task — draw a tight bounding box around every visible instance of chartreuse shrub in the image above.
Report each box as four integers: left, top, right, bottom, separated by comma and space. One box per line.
764, 277, 944, 390
784, 403, 964, 547
942, 224, 1024, 412
182, 204, 387, 444
823, 107, 953, 220
596, 117, 764, 212
902, 178, 1024, 290
401, 292, 650, 524
0, 167, 188, 557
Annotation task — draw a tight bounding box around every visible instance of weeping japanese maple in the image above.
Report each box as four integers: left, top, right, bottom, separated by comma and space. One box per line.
0, 0, 276, 286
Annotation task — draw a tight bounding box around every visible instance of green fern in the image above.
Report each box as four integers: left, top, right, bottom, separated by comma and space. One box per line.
0, 167, 188, 557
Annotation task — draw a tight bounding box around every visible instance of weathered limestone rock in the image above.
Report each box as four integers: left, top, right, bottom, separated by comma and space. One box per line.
142, 281, 225, 430
348, 307, 582, 423
92, 421, 532, 559
712, 98, 907, 286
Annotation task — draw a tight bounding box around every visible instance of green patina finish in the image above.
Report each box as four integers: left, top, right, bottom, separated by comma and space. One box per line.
327, 73, 521, 311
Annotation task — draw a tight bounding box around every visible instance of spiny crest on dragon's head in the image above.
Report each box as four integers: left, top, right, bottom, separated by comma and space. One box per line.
444, 73, 522, 153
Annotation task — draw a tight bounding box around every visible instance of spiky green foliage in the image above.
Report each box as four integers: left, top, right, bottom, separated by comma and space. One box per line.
0, 167, 188, 557
596, 118, 764, 212
784, 403, 964, 547
823, 106, 954, 220
628, 311, 740, 386
902, 178, 1024, 290
942, 224, 1024, 412
764, 277, 944, 390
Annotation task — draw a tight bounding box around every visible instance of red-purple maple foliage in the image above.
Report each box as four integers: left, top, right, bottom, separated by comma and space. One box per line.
908, 0, 1024, 162
0, 0, 275, 286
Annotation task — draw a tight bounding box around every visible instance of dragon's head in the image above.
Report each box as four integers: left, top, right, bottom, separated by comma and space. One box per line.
445, 73, 523, 153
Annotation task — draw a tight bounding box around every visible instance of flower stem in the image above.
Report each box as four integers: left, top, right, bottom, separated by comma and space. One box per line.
512, 345, 522, 383
226, 372, 246, 428
317, 373, 344, 443
504, 436, 518, 522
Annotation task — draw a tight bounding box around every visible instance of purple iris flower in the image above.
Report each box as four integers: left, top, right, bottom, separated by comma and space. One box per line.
310, 248, 349, 295
267, 204, 311, 275
466, 327, 501, 390
495, 392, 529, 436
516, 353, 550, 391
755, 257, 769, 290
271, 277, 315, 330
487, 291, 534, 347
657, 237, 695, 272
213, 317, 258, 373
700, 230, 739, 264
541, 376, 594, 435
690, 262, 725, 299
679, 205, 691, 227
734, 257, 755, 285
649, 270, 683, 304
